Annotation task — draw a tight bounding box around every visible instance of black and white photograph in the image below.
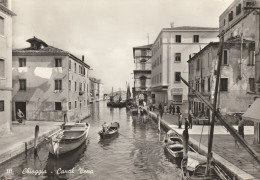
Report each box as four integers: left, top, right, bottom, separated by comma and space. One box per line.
0, 0, 260, 179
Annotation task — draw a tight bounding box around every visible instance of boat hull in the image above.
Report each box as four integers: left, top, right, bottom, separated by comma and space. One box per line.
47, 123, 90, 157
165, 144, 183, 158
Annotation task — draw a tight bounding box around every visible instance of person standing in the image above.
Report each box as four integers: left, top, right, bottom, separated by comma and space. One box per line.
178, 112, 183, 128
238, 116, 245, 138
164, 104, 167, 115
188, 113, 193, 129
169, 104, 172, 114
172, 105, 175, 115
176, 106, 180, 114
158, 103, 163, 118
185, 117, 189, 130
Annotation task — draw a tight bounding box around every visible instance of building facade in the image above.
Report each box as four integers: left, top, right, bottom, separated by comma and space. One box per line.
133, 44, 152, 104
188, 39, 255, 118
0, 0, 15, 135
151, 26, 218, 110
12, 37, 90, 122
89, 77, 103, 102
219, 0, 260, 144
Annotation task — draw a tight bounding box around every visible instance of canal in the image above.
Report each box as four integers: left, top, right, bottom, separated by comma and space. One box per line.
0, 101, 182, 180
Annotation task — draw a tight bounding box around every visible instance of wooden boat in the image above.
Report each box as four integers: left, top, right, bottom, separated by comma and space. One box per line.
45, 122, 90, 157
99, 122, 120, 139
130, 107, 138, 116
164, 130, 184, 158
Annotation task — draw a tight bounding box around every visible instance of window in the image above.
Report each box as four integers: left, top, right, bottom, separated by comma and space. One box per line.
0, 101, 4, 111
75, 82, 77, 91
69, 60, 71, 70
220, 78, 228, 91
159, 73, 162, 83
175, 72, 181, 82
176, 35, 181, 43
79, 65, 81, 74
208, 77, 210, 92
141, 62, 145, 70
223, 50, 228, 65
0, 59, 4, 77
55, 58, 62, 67
208, 53, 211, 67
69, 102, 71, 110
249, 78, 255, 92
236, 4, 241, 15
19, 58, 26, 67
201, 79, 205, 92
55, 102, 62, 110
75, 101, 77, 108
249, 50, 255, 66
223, 19, 226, 26
175, 53, 181, 62
55, 80, 62, 90
196, 59, 200, 71
69, 80, 71, 91
79, 83, 82, 92
19, 79, 26, 91
229, 11, 233, 21
159, 54, 162, 64
74, 63, 76, 72
0, 16, 4, 35
193, 35, 199, 43
84, 83, 85, 91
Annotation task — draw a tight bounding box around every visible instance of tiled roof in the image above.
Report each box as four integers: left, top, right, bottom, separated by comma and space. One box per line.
163, 26, 218, 31
13, 46, 69, 56
133, 44, 153, 49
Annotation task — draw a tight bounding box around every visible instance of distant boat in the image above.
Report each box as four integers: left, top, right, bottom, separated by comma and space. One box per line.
45, 122, 90, 157
98, 122, 120, 139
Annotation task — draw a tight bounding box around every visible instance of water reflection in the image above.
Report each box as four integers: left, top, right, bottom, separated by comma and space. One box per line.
44, 142, 87, 179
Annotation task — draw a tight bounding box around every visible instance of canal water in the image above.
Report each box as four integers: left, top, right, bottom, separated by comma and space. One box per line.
0, 101, 182, 180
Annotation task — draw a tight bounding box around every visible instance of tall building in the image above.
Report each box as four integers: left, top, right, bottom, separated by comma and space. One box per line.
89, 77, 102, 102
219, 0, 260, 144
0, 0, 15, 135
151, 25, 218, 111
12, 37, 90, 122
188, 38, 255, 117
133, 44, 152, 104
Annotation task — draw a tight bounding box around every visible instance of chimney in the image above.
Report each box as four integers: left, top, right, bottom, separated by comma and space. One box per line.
170, 22, 174, 28
82, 55, 84, 62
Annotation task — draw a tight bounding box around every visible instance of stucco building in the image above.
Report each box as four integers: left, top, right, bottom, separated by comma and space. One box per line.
188, 38, 255, 118
0, 0, 15, 135
89, 77, 103, 102
151, 25, 218, 111
133, 44, 152, 104
12, 37, 91, 122
219, 0, 260, 144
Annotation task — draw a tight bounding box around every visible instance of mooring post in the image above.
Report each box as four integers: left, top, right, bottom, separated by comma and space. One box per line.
34, 125, 39, 156
157, 114, 161, 132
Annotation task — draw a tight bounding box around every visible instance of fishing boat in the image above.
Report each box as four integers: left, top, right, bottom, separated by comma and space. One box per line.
45, 122, 90, 157
164, 130, 184, 158
99, 122, 120, 139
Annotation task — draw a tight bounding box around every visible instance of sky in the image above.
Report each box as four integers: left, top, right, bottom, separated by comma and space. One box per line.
12, 0, 233, 93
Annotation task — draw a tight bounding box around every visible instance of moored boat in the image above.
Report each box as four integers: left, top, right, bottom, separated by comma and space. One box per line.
45, 122, 90, 157
99, 122, 120, 139
164, 130, 184, 158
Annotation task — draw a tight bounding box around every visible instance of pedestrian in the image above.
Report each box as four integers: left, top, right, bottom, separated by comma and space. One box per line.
169, 104, 172, 114
176, 106, 180, 114
164, 104, 167, 115
159, 103, 163, 118
152, 103, 155, 111
185, 117, 189, 129
17, 109, 25, 125
188, 112, 193, 129
238, 115, 245, 138
178, 112, 183, 128
172, 105, 175, 115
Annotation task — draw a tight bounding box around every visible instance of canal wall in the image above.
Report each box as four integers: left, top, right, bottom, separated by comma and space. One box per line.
145, 109, 256, 180
0, 121, 61, 165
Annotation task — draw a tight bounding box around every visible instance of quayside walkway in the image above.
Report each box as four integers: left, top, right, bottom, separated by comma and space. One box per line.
147, 109, 260, 180
0, 121, 62, 165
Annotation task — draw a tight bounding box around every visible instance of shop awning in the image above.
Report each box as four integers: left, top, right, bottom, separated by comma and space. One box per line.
242, 98, 260, 122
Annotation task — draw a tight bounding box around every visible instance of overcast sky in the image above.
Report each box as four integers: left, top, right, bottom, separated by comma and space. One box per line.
12, 0, 233, 93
